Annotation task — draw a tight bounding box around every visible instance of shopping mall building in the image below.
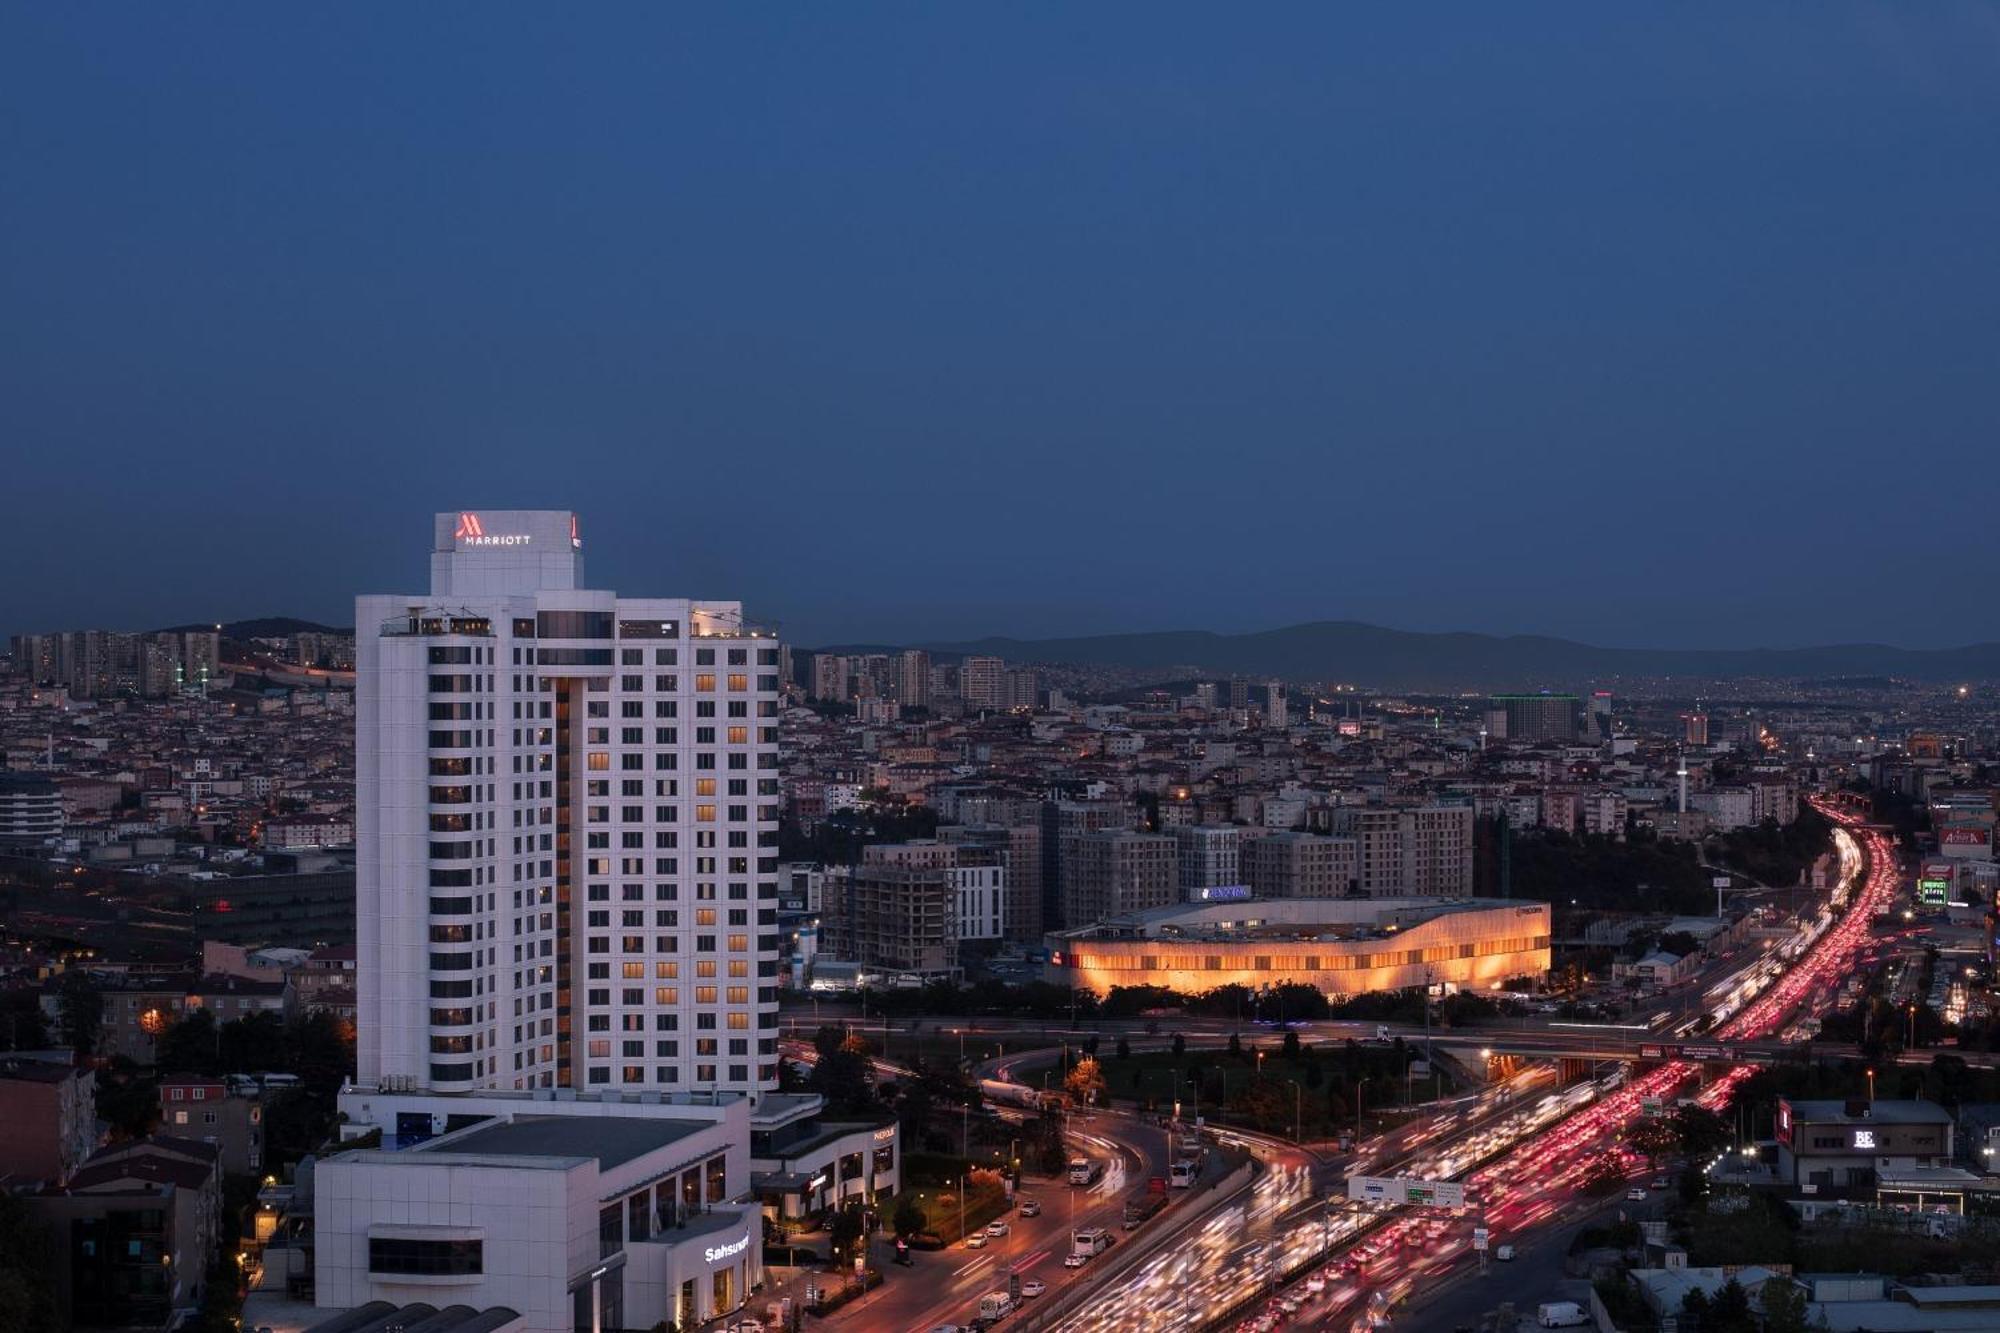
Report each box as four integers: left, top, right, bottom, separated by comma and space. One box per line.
1044, 896, 1551, 998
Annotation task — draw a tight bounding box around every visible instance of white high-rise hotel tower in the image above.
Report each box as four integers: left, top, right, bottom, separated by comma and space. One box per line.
356, 511, 783, 1097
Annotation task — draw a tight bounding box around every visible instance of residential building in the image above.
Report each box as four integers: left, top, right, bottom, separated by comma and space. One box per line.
1241, 831, 1357, 899
1063, 830, 1176, 924
939, 821, 1044, 944
157, 1075, 265, 1174
960, 656, 1004, 711
28, 1137, 224, 1330
1489, 694, 1582, 744
1172, 824, 1241, 899
895, 649, 930, 710
0, 1057, 97, 1185
1325, 802, 1475, 898
1045, 798, 1131, 932
0, 772, 62, 847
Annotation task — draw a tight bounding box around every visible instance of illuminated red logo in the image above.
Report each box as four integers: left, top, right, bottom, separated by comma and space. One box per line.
454, 512, 485, 540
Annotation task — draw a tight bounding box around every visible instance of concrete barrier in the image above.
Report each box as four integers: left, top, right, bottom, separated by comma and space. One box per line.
1014, 1157, 1260, 1333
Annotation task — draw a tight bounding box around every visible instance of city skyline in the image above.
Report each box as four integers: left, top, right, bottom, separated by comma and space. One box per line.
5, 7, 2000, 649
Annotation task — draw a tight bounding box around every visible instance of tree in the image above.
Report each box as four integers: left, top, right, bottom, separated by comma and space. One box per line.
1281, 1030, 1302, 1060
0, 1193, 58, 1333
1227, 1033, 1242, 1059
808, 1026, 876, 1115
1672, 1104, 1732, 1161
1114, 1036, 1131, 1061
1065, 1056, 1106, 1107
1171, 1032, 1186, 1058
55, 972, 103, 1056
1710, 1277, 1755, 1333
156, 1009, 222, 1076
892, 1195, 926, 1238
0, 993, 50, 1052
1760, 1278, 1812, 1333
218, 1011, 288, 1074
828, 1202, 865, 1265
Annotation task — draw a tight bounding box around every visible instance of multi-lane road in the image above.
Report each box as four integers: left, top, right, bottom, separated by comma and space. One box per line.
785, 804, 1903, 1331
1214, 805, 1899, 1332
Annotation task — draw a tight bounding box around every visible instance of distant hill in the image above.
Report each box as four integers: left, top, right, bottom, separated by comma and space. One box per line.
155, 616, 351, 639
906, 621, 2000, 689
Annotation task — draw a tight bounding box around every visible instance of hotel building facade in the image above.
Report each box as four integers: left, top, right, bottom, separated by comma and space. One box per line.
355, 511, 784, 1098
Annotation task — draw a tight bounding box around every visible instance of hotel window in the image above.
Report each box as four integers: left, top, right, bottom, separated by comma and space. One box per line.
696, 960, 717, 977
655, 988, 678, 1004
695, 674, 716, 691
696, 986, 717, 1004
727, 674, 747, 691
696, 805, 716, 822
587, 753, 610, 771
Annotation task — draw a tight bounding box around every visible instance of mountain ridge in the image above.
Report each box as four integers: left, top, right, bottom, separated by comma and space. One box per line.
846, 620, 2000, 689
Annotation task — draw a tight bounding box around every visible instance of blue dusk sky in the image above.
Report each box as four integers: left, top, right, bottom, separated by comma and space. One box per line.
3, 5, 1997, 647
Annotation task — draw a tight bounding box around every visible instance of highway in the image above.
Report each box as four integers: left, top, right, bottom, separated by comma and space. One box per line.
778, 1037, 1215, 1332
1212, 805, 1898, 1332
779, 805, 1907, 1331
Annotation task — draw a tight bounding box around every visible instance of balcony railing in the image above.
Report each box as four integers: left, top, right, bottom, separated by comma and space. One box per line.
381, 613, 494, 638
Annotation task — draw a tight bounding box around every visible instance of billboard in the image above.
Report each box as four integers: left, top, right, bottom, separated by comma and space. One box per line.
1941, 827, 1991, 846
1347, 1176, 1465, 1208
1918, 876, 1951, 907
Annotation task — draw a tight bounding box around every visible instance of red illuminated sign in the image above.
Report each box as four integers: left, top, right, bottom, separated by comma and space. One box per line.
453, 512, 533, 548
1941, 827, 1991, 846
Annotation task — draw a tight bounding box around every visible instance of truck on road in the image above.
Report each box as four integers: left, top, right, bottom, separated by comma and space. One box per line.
1067, 1157, 1105, 1186
1537, 1301, 1588, 1327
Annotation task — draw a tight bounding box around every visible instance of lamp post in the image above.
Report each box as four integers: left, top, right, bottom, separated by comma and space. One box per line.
1866, 1068, 1876, 1103
1356, 1074, 1369, 1140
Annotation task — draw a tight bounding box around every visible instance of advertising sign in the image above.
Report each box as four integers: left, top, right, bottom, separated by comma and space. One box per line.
1941, 827, 1991, 846
1348, 1176, 1465, 1208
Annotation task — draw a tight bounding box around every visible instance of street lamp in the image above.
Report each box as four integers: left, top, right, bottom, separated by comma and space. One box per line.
1866, 1068, 1876, 1103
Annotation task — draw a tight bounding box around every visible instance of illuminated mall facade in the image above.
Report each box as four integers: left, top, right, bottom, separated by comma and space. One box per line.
1044, 896, 1552, 998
